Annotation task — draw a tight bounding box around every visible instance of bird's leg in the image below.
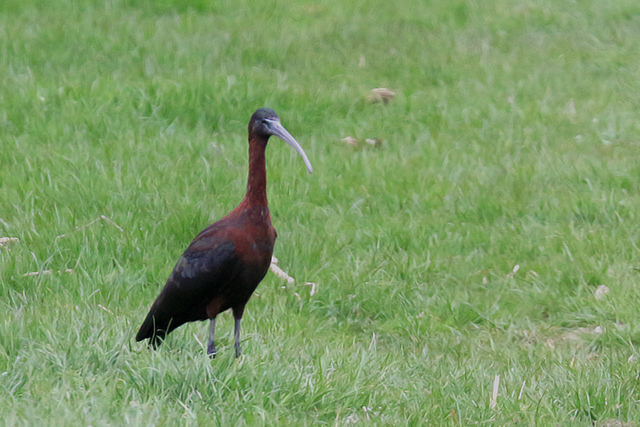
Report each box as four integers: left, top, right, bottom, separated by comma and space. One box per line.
232, 306, 245, 358
207, 318, 217, 358
234, 317, 242, 358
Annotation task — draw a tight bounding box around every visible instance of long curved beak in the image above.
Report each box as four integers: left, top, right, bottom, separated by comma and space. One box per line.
267, 120, 313, 174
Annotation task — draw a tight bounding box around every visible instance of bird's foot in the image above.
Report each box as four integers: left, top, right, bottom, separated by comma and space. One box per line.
207, 344, 217, 358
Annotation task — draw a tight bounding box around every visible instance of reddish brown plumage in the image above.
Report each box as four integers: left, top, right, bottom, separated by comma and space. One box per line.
136, 108, 311, 357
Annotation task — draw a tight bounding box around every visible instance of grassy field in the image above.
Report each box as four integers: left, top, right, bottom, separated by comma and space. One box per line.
2, 0, 640, 425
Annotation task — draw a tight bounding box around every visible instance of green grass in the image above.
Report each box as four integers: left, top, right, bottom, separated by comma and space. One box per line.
2, 0, 640, 425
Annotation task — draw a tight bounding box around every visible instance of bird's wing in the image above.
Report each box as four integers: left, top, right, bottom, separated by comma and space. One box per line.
136, 236, 239, 342
173, 239, 238, 281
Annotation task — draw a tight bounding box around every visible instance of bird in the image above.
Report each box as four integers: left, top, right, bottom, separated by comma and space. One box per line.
136, 108, 313, 358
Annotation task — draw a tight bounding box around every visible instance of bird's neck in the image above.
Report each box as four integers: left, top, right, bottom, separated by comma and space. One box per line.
241, 136, 268, 208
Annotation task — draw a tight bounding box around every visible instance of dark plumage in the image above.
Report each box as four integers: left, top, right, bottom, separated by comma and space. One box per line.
136, 108, 312, 357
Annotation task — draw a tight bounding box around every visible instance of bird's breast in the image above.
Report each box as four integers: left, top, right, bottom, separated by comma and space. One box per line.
238, 225, 275, 267
221, 205, 277, 282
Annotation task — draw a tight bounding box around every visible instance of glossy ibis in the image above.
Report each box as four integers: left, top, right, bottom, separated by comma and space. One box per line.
136, 108, 312, 357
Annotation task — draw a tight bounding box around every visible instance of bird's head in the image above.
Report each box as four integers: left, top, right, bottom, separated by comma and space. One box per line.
249, 108, 313, 174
